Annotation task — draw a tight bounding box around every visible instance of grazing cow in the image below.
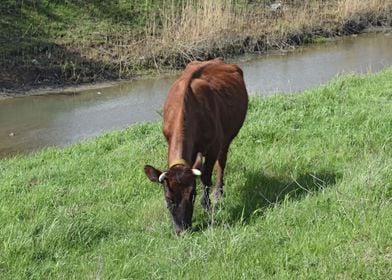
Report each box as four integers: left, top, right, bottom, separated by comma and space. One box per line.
144, 58, 248, 234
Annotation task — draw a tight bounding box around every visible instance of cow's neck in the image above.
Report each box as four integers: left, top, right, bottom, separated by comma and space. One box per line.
167, 123, 194, 168
168, 140, 192, 167
167, 99, 195, 168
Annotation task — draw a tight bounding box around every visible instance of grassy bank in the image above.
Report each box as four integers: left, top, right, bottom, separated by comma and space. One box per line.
1, 0, 391, 92
1, 68, 391, 278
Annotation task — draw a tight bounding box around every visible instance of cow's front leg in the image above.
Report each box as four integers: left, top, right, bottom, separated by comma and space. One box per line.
200, 186, 210, 211
200, 173, 212, 212
213, 145, 229, 202
200, 155, 216, 212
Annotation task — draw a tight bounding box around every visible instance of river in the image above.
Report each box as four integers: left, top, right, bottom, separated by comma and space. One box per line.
1, 32, 391, 157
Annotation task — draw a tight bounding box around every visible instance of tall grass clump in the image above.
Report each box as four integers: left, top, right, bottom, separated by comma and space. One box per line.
0, 68, 391, 278
135, 0, 392, 68
144, 0, 245, 49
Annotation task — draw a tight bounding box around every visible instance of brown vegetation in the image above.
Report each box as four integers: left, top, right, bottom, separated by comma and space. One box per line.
135, 0, 391, 69
1, 0, 391, 92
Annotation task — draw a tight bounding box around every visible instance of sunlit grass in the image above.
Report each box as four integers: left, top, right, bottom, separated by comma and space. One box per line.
0, 68, 391, 278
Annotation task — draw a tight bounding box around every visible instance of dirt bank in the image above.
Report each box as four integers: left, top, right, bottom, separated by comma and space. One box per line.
1, 0, 391, 97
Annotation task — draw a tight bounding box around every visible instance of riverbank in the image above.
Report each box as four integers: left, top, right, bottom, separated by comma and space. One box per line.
0, 80, 124, 100
1, 27, 391, 100
1, 0, 391, 95
1, 68, 391, 278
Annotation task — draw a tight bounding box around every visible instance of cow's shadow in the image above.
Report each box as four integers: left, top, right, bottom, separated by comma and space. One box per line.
192, 170, 340, 231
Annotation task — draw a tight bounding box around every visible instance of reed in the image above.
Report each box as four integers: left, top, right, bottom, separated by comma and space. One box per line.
130, 0, 391, 69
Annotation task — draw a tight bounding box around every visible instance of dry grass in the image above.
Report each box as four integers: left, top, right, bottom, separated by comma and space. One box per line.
1, 0, 391, 89
337, 0, 390, 17
121, 0, 391, 70
136, 0, 249, 68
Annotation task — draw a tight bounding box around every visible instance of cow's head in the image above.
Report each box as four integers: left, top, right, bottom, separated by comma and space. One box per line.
144, 163, 201, 235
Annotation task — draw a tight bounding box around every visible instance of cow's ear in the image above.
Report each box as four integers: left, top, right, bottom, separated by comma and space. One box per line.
144, 165, 163, 183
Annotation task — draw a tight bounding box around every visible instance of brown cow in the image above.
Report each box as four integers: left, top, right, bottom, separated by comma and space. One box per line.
144, 58, 248, 234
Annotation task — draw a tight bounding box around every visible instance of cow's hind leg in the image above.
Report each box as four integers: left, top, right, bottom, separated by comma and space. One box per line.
213, 145, 229, 202
200, 153, 217, 211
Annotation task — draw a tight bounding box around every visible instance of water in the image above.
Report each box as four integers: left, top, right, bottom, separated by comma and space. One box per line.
1, 32, 391, 157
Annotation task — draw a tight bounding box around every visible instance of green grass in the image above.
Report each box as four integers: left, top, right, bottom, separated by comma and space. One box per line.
1, 68, 392, 279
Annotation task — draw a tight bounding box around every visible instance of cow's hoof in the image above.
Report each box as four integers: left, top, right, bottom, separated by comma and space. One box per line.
213, 188, 223, 202
200, 195, 210, 212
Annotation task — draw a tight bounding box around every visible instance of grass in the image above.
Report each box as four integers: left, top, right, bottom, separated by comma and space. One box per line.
1, 0, 391, 90
0, 68, 391, 278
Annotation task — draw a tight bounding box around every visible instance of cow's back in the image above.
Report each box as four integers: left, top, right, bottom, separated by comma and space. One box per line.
189, 61, 248, 144
163, 59, 248, 159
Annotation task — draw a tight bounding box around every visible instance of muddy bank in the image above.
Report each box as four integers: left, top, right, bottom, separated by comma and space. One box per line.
1, 8, 391, 97
0, 80, 125, 100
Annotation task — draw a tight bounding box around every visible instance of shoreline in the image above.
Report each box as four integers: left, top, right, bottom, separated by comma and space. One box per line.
0, 80, 123, 100
1, 27, 391, 100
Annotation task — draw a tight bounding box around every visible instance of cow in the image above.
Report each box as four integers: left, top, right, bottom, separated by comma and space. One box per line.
144, 58, 248, 235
